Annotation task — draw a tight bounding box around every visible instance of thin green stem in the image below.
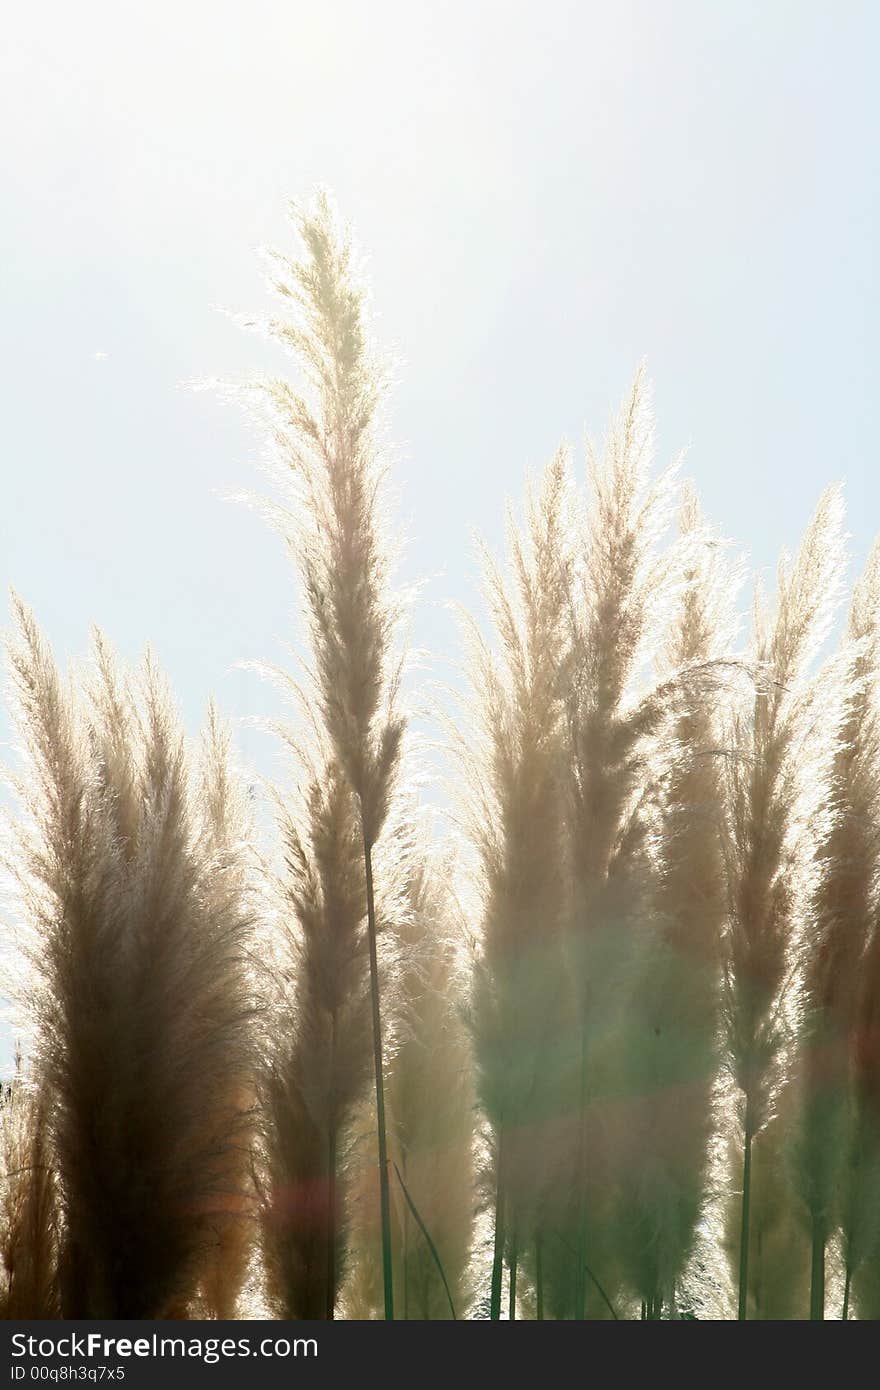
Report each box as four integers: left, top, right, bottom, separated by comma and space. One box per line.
363, 833, 394, 1321
508, 1236, 517, 1321
392, 1161, 457, 1320
842, 1264, 852, 1321
584, 1260, 618, 1320
535, 1234, 544, 1321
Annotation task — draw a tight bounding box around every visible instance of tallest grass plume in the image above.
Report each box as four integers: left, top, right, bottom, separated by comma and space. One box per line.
246, 193, 407, 1319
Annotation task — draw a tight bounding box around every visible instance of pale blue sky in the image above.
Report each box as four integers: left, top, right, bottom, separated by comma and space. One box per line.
0, 3, 877, 1062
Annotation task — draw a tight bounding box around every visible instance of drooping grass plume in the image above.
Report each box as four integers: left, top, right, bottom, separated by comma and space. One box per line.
245, 193, 407, 1318
345, 843, 475, 1319
258, 756, 371, 1318
720, 489, 846, 1319
3, 604, 256, 1317
793, 540, 880, 1317
459, 449, 576, 1319
0, 1063, 59, 1319
616, 489, 737, 1316
564, 369, 678, 1317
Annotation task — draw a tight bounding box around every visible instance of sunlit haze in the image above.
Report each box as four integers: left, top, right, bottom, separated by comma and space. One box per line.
1, 2, 877, 1081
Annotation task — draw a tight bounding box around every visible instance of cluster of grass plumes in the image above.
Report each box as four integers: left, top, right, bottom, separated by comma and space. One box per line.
1, 607, 257, 1318
460, 372, 880, 1321
4, 194, 880, 1321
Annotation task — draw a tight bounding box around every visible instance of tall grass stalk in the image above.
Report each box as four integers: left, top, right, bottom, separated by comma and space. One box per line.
246, 194, 407, 1317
